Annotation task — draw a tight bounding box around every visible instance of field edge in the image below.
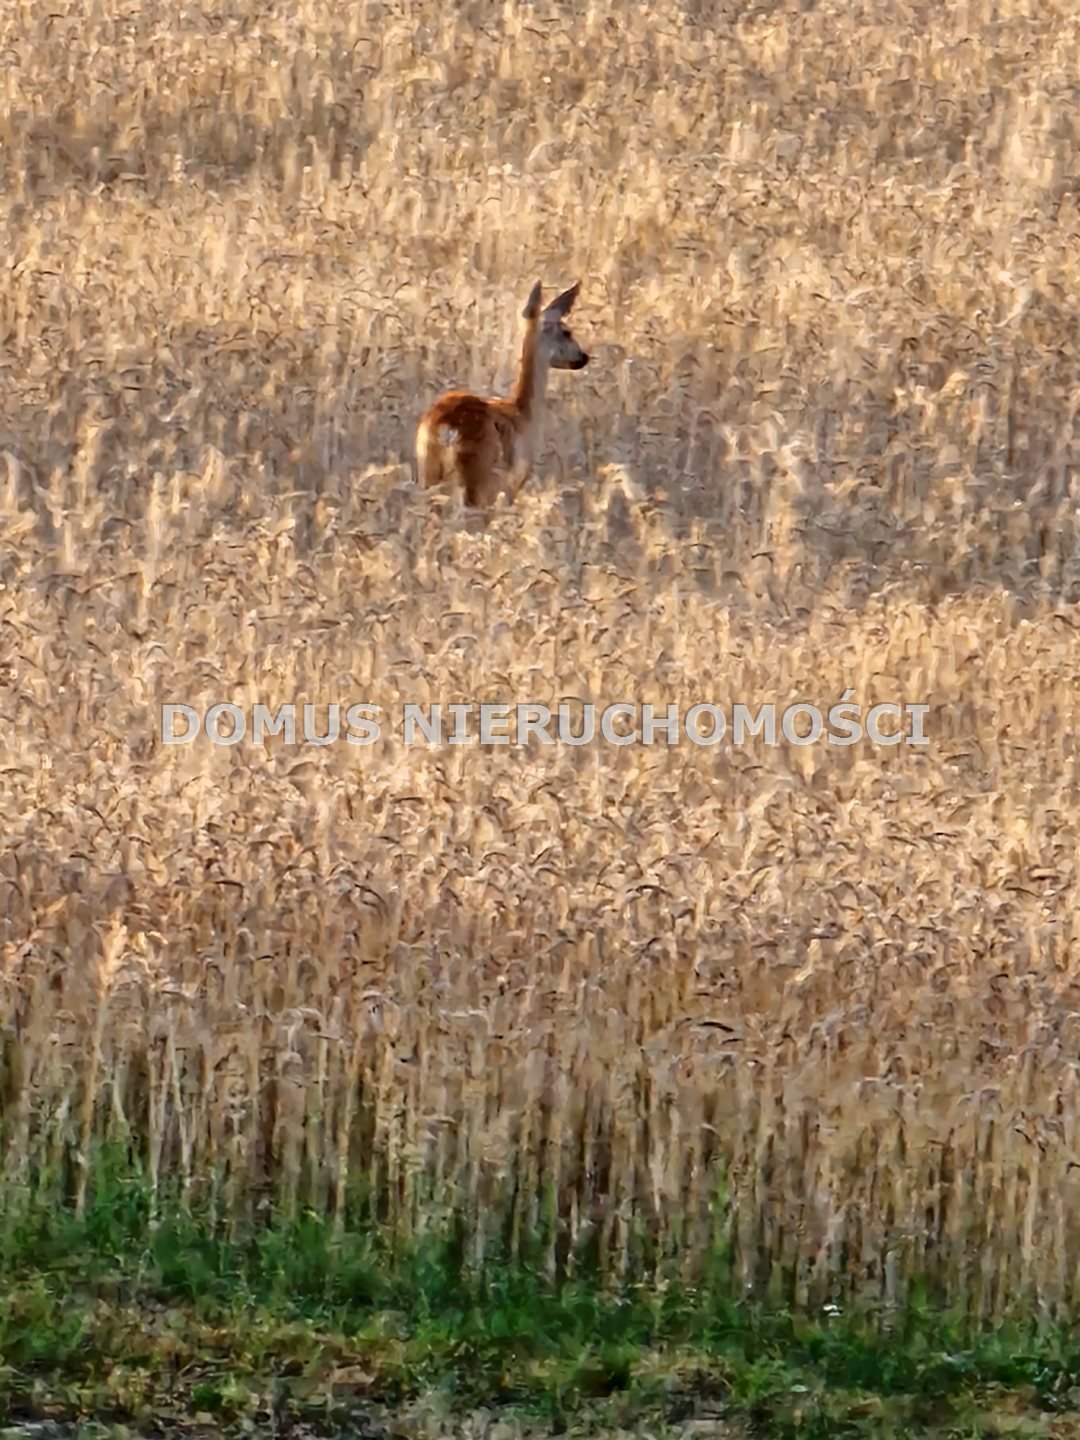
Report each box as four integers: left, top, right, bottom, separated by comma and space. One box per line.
0, 1147, 1077, 1438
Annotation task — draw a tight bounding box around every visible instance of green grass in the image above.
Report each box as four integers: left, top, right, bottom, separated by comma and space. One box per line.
0, 1148, 1077, 1436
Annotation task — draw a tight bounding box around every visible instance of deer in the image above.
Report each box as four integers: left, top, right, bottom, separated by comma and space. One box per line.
414, 280, 589, 509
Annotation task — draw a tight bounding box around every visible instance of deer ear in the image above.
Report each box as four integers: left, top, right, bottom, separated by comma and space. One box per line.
544, 281, 581, 319
522, 281, 543, 319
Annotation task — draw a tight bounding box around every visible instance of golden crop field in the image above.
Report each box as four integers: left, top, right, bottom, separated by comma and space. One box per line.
2, 0, 1080, 1324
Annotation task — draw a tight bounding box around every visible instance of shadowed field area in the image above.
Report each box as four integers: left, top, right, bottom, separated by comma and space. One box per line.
2, 0, 1080, 1432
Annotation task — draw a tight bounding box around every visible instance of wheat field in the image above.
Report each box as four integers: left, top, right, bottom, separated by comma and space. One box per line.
2, 0, 1080, 1324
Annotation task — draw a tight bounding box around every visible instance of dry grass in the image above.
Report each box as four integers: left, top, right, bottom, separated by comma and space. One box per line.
2, 0, 1080, 1324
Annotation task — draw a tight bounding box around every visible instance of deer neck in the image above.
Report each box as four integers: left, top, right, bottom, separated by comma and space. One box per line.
511, 325, 550, 423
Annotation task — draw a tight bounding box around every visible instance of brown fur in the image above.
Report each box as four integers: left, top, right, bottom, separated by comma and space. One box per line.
415, 281, 589, 509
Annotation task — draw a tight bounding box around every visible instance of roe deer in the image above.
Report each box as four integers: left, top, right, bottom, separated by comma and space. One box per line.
414, 280, 589, 509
